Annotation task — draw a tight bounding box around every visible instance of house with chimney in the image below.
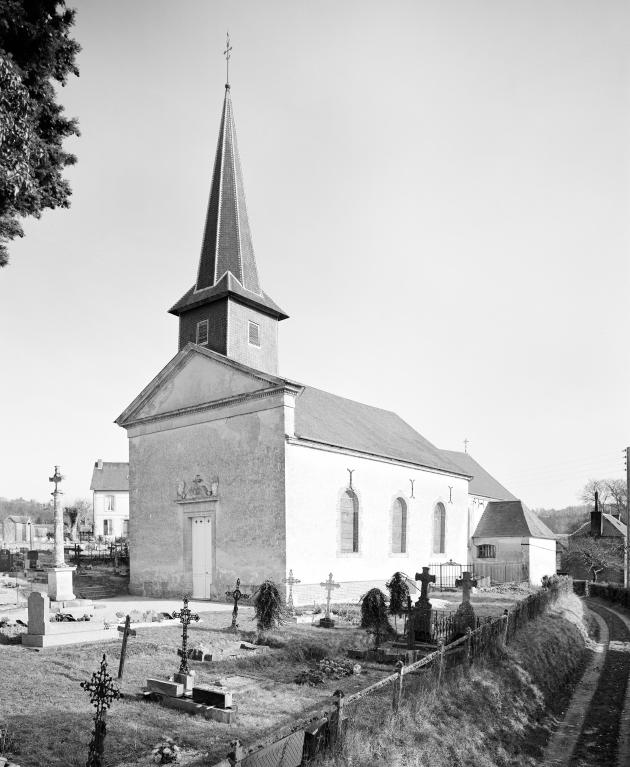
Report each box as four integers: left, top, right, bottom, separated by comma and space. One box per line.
90, 460, 129, 540
565, 494, 627, 582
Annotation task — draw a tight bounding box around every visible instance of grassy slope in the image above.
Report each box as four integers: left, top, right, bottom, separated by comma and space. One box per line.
318, 593, 588, 767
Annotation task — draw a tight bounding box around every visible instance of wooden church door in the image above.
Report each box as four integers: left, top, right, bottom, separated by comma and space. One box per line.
191, 515, 213, 599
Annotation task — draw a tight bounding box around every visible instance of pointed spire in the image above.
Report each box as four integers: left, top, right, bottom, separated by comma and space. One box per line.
195, 85, 261, 295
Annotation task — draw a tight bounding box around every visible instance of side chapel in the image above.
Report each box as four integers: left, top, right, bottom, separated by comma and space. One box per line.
117, 79, 514, 603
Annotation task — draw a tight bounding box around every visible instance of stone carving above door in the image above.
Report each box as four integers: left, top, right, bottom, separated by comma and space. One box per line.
176, 474, 219, 502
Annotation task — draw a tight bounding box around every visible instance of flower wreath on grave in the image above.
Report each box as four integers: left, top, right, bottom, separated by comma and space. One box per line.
151, 737, 181, 764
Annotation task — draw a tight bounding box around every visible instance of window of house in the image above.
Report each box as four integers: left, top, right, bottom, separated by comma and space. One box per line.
477, 544, 496, 559
196, 320, 209, 346
122, 520, 129, 537
105, 495, 115, 511
392, 497, 407, 553
433, 502, 446, 554
340, 490, 359, 553
248, 320, 260, 347
103, 519, 113, 536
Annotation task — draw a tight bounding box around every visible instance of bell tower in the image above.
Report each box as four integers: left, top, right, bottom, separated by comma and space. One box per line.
169, 80, 288, 375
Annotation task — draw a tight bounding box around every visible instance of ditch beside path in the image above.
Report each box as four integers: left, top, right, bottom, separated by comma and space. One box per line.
544, 598, 630, 767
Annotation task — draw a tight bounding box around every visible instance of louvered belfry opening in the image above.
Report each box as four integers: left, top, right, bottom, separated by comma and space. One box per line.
340, 490, 359, 553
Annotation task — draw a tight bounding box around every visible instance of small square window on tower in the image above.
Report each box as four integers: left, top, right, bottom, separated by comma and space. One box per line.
248, 320, 260, 347
196, 320, 209, 346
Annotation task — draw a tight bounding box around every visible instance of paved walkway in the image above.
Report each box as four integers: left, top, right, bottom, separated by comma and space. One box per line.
0, 592, 235, 623
544, 598, 630, 767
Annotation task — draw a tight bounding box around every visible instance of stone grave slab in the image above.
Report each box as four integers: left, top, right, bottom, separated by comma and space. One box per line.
157, 694, 237, 723
147, 678, 184, 697
192, 685, 232, 708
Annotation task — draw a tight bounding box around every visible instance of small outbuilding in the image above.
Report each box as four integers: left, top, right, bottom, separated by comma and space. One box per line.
472, 500, 557, 586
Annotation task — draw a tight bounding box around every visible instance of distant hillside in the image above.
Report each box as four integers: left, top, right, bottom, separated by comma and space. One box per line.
534, 505, 590, 534
0, 497, 54, 525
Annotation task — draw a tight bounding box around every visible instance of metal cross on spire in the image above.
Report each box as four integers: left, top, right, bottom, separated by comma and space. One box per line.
224, 31, 233, 87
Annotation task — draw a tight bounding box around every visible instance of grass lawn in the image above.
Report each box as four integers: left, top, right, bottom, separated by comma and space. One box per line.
0, 587, 530, 766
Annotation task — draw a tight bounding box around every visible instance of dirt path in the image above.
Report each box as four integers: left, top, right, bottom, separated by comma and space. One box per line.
544, 598, 630, 767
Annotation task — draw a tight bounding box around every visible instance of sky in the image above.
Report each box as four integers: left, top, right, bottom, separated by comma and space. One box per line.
0, 0, 628, 509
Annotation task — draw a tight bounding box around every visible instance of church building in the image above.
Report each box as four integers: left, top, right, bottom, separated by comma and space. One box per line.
117, 81, 485, 604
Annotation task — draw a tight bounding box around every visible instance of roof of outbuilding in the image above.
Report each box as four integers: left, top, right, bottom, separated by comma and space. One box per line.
441, 450, 516, 501
5, 515, 30, 524
473, 500, 555, 539
293, 386, 469, 476
90, 462, 129, 492
570, 514, 627, 538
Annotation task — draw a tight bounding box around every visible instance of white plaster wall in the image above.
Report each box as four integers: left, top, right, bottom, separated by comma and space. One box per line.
93, 491, 129, 539
285, 442, 469, 594
527, 537, 557, 586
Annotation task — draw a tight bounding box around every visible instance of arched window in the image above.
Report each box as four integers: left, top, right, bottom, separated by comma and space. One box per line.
433, 502, 446, 554
340, 490, 359, 553
392, 498, 407, 553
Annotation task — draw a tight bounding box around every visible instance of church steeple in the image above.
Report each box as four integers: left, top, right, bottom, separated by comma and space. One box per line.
169, 77, 288, 376
196, 85, 260, 294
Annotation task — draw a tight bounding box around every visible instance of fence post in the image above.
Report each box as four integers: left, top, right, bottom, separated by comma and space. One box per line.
228, 738, 244, 766
392, 660, 404, 712
331, 689, 345, 751
436, 640, 445, 689
503, 609, 509, 646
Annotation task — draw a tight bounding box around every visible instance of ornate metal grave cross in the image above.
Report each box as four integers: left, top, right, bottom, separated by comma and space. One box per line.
117, 615, 136, 679
283, 569, 301, 614
226, 578, 249, 631
320, 572, 340, 621
455, 571, 478, 604
173, 596, 199, 674
414, 567, 436, 603
81, 654, 120, 767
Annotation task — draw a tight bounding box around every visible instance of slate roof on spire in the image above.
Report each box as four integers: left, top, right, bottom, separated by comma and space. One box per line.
169, 86, 287, 319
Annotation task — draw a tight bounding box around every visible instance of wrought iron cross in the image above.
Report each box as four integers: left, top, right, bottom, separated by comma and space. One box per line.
224, 32, 232, 85
172, 596, 199, 674
81, 654, 120, 767
226, 578, 249, 630
414, 567, 436, 602
347, 468, 354, 489
409, 479, 415, 498
320, 572, 340, 621
448, 486, 453, 503
455, 571, 478, 604
283, 569, 301, 613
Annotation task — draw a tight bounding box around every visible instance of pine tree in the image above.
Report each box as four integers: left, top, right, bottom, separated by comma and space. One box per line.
0, 0, 80, 266
360, 588, 391, 650
253, 580, 283, 633
386, 571, 410, 633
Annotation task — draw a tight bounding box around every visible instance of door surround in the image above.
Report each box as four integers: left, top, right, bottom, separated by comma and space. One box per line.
178, 498, 218, 598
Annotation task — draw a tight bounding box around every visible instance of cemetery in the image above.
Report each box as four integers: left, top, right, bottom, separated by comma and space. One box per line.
0, 555, 573, 767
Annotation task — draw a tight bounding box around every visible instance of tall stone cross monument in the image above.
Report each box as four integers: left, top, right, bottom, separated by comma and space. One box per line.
47, 466, 76, 601
454, 570, 477, 633
413, 567, 436, 643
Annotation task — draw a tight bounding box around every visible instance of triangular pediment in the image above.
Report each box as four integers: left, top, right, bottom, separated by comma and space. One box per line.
116, 344, 285, 427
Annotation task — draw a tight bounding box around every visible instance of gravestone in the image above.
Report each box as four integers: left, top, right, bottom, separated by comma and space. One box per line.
413, 567, 436, 643
319, 572, 340, 628
0, 549, 13, 572
454, 571, 477, 635
27, 591, 49, 634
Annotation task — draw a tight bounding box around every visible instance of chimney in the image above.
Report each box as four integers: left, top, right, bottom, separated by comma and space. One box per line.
590, 490, 602, 537
96, 459, 103, 470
